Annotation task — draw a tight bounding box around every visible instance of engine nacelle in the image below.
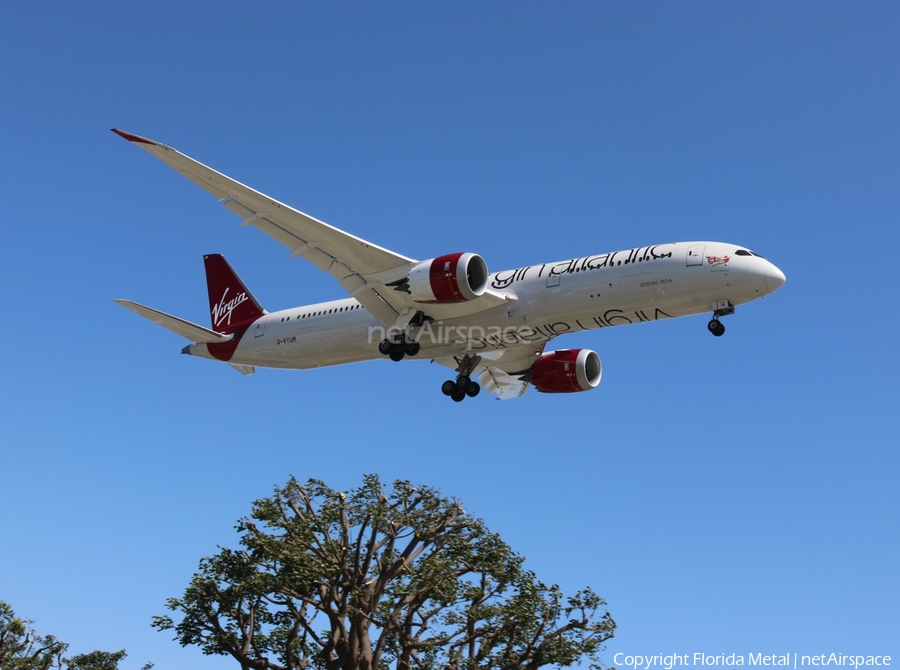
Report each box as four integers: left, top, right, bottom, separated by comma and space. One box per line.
405, 252, 489, 303
530, 349, 602, 393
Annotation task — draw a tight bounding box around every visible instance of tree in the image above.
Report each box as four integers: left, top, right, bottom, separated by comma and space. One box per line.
153, 475, 615, 670
1, 600, 68, 670
64, 651, 128, 670
0, 601, 149, 670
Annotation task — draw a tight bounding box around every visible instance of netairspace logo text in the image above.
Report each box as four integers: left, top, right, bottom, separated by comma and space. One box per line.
613, 654, 892, 670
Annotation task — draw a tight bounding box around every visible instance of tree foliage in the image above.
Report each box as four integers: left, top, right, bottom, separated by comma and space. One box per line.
153, 475, 614, 670
0, 600, 67, 670
64, 650, 128, 670
0, 601, 148, 670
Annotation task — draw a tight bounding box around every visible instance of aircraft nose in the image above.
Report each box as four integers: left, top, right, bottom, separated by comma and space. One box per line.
766, 262, 786, 293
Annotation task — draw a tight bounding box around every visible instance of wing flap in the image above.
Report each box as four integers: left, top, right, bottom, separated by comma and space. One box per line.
223, 199, 402, 324
478, 368, 531, 400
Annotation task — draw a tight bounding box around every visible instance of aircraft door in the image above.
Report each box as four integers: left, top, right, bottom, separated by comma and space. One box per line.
254, 316, 267, 338
686, 244, 705, 266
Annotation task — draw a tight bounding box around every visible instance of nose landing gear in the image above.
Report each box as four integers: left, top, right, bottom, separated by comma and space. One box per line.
708, 299, 734, 337
707, 318, 725, 337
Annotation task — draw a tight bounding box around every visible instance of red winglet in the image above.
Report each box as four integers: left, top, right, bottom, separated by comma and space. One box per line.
110, 128, 157, 145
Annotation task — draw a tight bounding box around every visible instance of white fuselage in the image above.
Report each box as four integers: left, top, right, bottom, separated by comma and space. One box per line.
186, 241, 784, 369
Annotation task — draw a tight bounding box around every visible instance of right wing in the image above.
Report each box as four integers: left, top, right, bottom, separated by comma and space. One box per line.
112, 130, 513, 329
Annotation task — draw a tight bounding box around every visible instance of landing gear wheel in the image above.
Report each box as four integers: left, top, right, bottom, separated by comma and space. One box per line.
441, 380, 457, 396
708, 319, 725, 337
450, 391, 466, 402
378, 339, 393, 355
456, 374, 471, 388
389, 349, 406, 362
465, 381, 481, 398
405, 341, 420, 356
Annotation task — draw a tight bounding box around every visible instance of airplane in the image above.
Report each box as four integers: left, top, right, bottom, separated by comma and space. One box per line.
112, 129, 786, 401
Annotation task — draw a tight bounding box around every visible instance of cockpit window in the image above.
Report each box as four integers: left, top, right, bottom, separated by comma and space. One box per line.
735, 249, 766, 259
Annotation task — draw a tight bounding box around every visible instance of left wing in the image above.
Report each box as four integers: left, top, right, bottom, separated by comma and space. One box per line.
112, 130, 512, 328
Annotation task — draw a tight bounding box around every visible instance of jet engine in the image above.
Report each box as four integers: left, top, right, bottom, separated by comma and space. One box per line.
402, 252, 489, 303
530, 349, 602, 393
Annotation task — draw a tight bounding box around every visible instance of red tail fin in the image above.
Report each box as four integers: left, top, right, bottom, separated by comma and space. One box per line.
204, 254, 265, 334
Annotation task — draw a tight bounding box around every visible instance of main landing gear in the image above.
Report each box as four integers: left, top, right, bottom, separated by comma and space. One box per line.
441, 376, 481, 402
379, 311, 429, 362
441, 354, 481, 402
708, 299, 735, 337
379, 335, 420, 362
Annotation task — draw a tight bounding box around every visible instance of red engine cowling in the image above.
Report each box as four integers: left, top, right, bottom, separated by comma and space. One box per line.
406, 252, 489, 303
530, 349, 602, 393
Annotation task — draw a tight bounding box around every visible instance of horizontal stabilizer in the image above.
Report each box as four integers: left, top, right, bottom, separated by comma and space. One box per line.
114, 299, 233, 343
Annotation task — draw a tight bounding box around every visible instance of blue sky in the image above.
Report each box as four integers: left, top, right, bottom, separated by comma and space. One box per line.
1, 2, 898, 668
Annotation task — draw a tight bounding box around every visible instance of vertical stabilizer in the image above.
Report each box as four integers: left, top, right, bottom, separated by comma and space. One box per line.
204, 254, 266, 334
